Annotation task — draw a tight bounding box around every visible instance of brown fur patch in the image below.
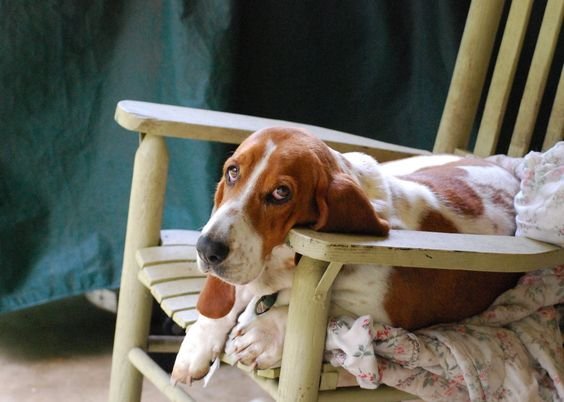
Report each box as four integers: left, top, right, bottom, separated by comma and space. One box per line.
400, 162, 484, 217
419, 210, 458, 233
383, 268, 520, 330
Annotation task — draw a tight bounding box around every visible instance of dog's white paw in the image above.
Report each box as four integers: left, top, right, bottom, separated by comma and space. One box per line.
225, 306, 288, 369
171, 318, 229, 384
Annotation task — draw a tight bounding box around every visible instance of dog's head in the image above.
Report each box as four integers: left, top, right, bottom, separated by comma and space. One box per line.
196, 127, 389, 317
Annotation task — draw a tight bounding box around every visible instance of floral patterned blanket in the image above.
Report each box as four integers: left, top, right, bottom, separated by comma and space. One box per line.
326, 267, 564, 401
326, 143, 564, 401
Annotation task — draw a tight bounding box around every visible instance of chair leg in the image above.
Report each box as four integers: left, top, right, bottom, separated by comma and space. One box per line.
278, 257, 331, 402
109, 135, 169, 402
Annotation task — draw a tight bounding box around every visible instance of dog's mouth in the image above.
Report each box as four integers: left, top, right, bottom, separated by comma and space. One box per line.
196, 256, 261, 286
196, 257, 227, 279
196, 256, 212, 274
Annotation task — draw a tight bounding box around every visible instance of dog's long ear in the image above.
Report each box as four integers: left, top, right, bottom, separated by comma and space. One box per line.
313, 173, 389, 235
196, 275, 235, 319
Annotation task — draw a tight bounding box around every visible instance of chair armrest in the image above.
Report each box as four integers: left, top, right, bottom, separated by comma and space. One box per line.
115, 100, 429, 162
287, 228, 564, 272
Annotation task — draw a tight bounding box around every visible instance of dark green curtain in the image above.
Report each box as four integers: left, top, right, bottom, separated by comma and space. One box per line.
228, 1, 468, 150
1, 0, 237, 312
1, 0, 473, 313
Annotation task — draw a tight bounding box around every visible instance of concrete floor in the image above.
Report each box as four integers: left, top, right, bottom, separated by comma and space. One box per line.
0, 296, 272, 402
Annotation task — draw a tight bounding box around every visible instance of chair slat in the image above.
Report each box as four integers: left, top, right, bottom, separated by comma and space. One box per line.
136, 246, 197, 268
543, 67, 564, 150
434, 0, 505, 154
160, 229, 201, 246
508, 0, 564, 156
255, 367, 281, 380
235, 362, 282, 380
474, 0, 534, 156
138, 262, 202, 287
317, 386, 417, 402
161, 295, 200, 316
150, 278, 206, 303
319, 372, 340, 391
172, 309, 200, 329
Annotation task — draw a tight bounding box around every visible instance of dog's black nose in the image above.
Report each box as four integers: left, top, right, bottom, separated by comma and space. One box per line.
196, 235, 230, 266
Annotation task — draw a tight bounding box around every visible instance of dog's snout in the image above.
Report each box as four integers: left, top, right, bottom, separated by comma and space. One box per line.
196, 235, 230, 266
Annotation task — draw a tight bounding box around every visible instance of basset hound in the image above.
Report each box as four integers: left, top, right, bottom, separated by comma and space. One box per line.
171, 127, 521, 384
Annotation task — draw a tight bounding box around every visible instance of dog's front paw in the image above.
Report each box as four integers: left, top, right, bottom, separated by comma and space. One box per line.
171, 318, 227, 384
225, 306, 288, 369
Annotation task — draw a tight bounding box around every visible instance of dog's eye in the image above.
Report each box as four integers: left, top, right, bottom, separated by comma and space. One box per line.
226, 165, 239, 184
268, 185, 291, 204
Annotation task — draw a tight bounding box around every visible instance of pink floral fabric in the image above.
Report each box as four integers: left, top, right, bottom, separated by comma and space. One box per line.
326, 266, 564, 401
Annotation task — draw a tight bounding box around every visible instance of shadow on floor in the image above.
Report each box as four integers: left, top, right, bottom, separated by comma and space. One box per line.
0, 295, 273, 402
0, 296, 115, 361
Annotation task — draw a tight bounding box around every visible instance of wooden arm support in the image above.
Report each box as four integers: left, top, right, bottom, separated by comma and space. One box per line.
288, 228, 564, 272
115, 100, 429, 162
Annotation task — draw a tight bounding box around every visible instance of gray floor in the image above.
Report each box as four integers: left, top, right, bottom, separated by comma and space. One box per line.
0, 296, 272, 402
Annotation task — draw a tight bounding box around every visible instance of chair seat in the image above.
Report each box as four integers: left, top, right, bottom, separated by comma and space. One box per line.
136, 240, 203, 329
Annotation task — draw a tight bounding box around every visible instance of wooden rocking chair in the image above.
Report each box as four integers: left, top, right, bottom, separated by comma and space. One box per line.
108, 0, 564, 401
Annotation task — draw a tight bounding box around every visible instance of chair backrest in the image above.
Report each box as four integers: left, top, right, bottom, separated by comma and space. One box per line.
434, 0, 563, 157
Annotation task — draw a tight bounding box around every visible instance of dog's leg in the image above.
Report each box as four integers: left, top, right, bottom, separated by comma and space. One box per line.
171, 286, 252, 383
225, 301, 289, 369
